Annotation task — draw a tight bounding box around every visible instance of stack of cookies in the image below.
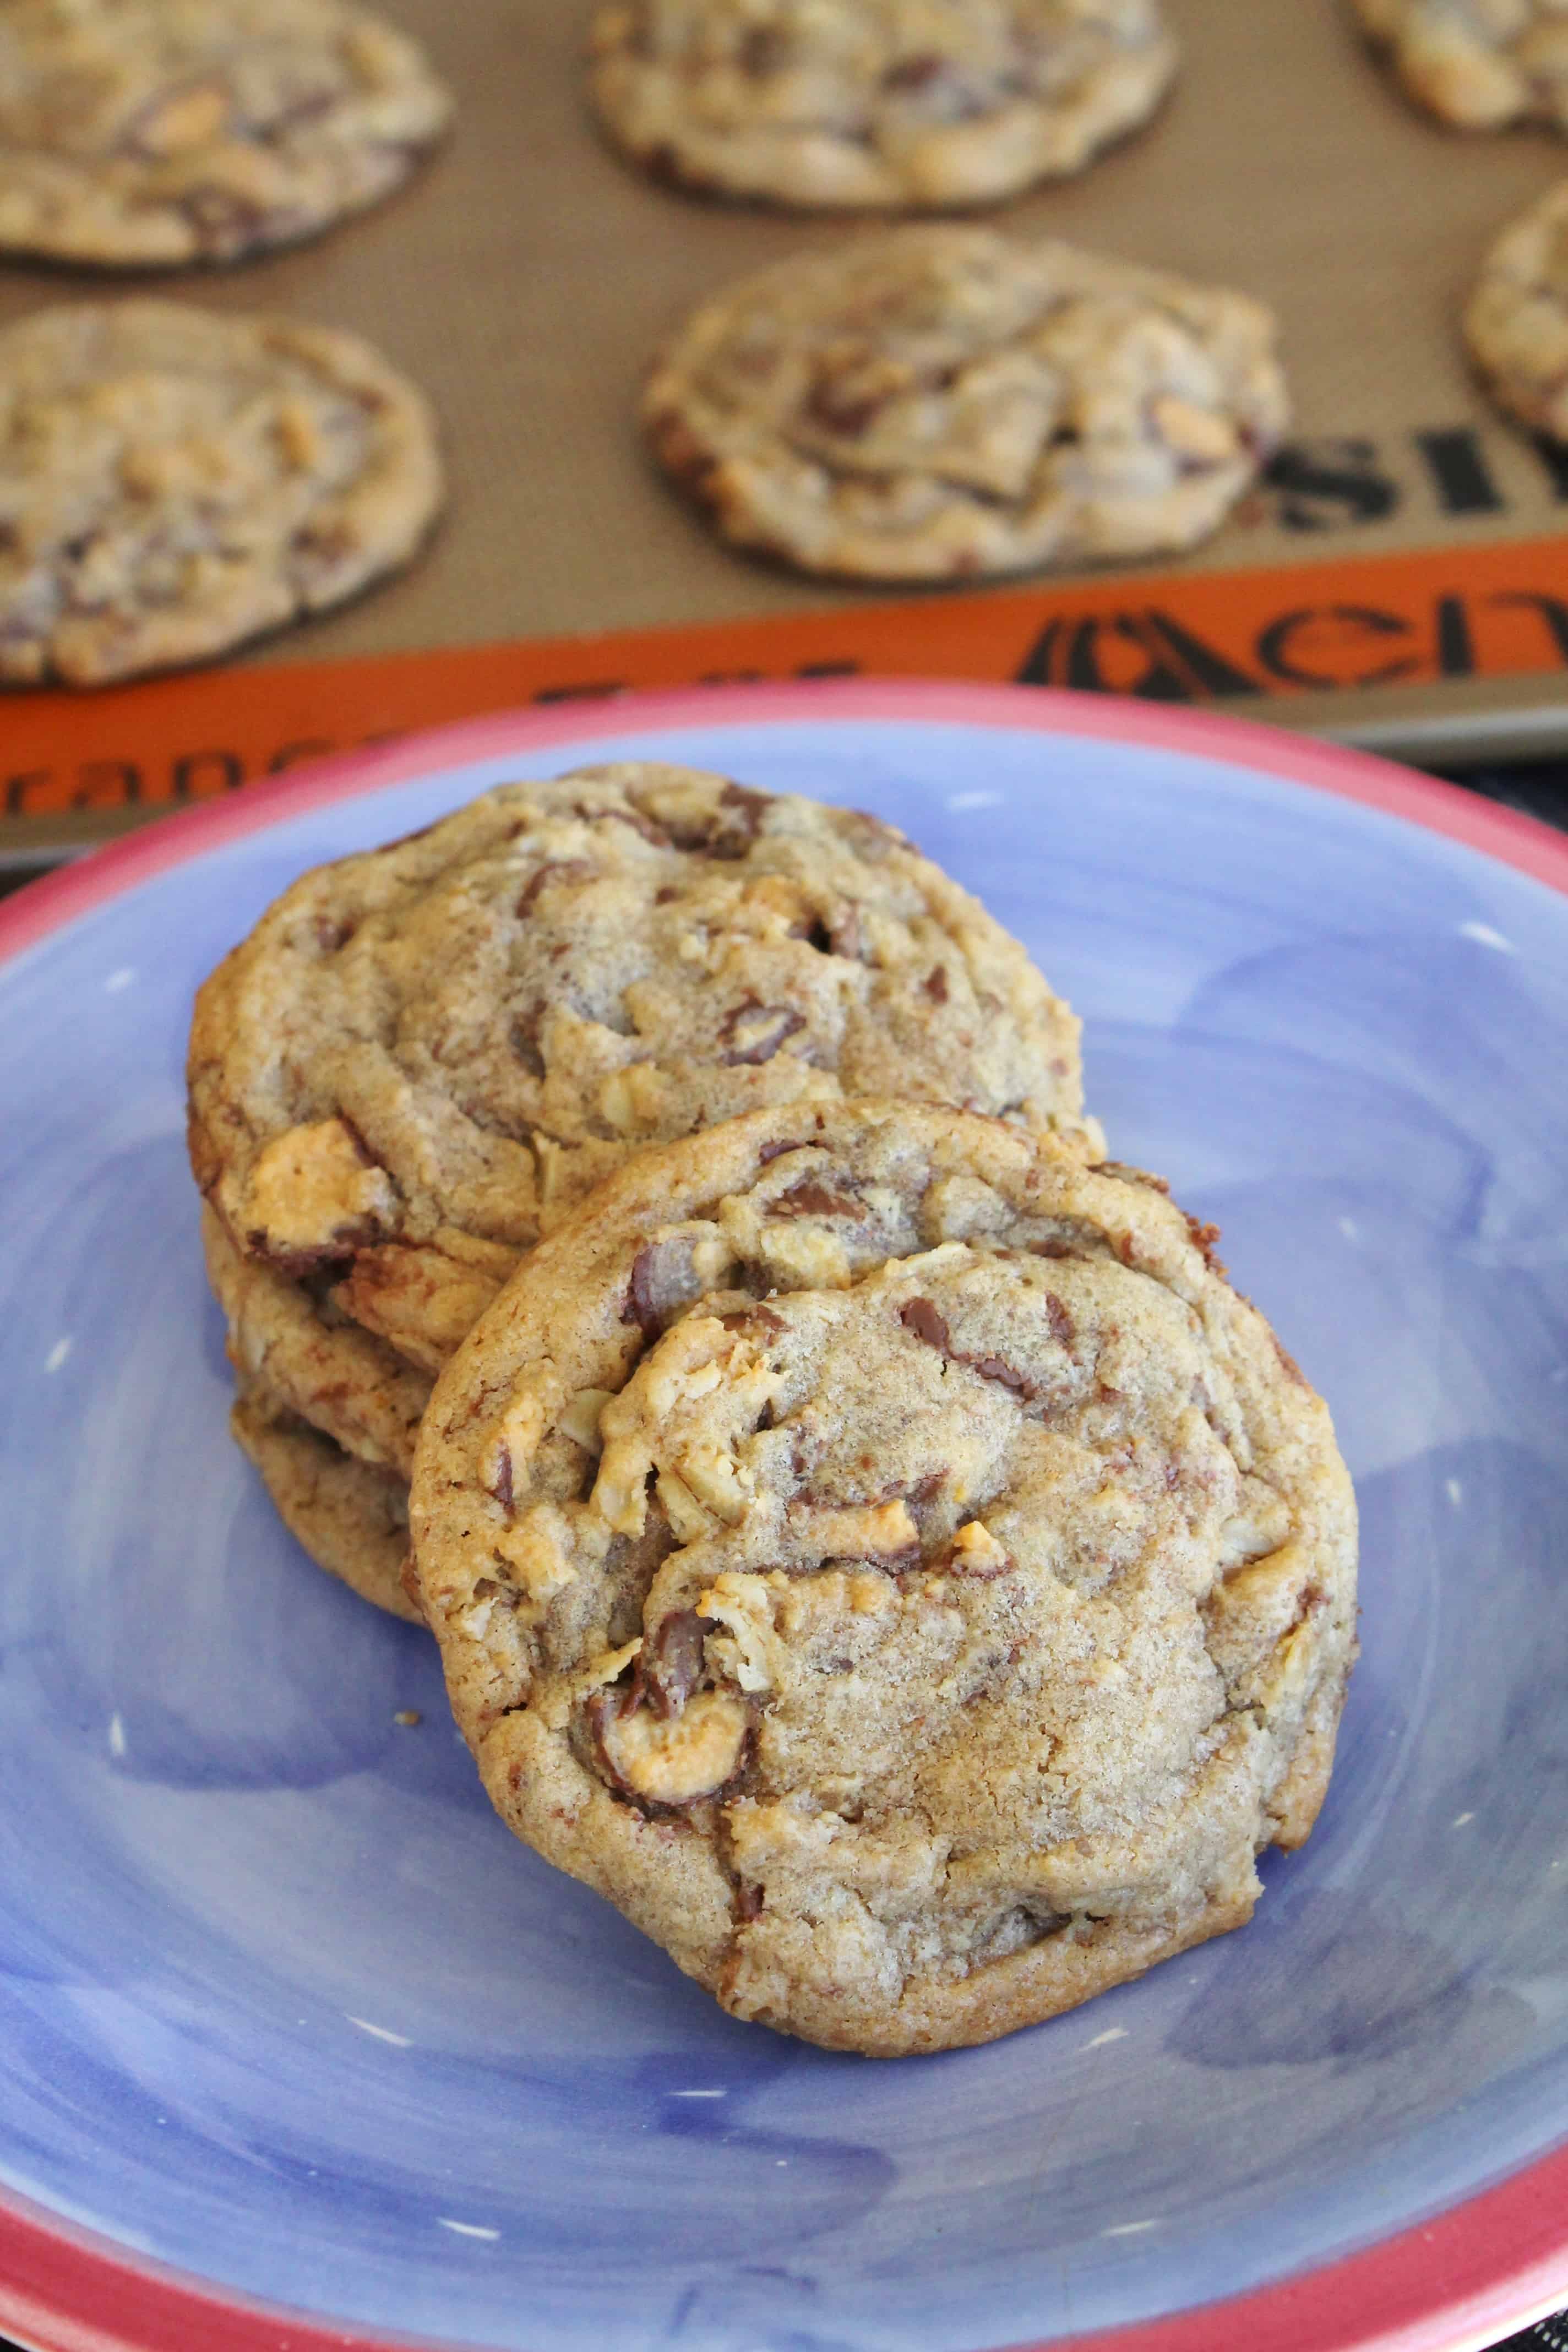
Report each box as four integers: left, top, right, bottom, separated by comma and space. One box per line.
188, 761, 1358, 2056
188, 762, 1092, 1612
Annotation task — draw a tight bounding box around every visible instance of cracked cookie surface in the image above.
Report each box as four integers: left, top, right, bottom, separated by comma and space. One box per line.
190, 764, 1091, 1610
589, 0, 1177, 210
1353, 0, 1568, 129
643, 225, 1287, 582
0, 0, 451, 268
0, 300, 442, 685
410, 1101, 1357, 2055
1464, 178, 1568, 439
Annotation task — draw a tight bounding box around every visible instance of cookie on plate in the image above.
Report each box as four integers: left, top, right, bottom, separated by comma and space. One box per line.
0, 0, 451, 268
409, 1101, 1358, 2055
643, 226, 1287, 582
231, 1382, 420, 1623
1352, 0, 1568, 131
588, 0, 1178, 211
204, 1205, 430, 1490
190, 763, 1095, 1609
203, 1204, 430, 1616
0, 301, 443, 687
1463, 178, 1568, 439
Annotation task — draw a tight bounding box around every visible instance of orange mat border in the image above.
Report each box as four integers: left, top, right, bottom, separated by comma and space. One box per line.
8, 529, 1568, 818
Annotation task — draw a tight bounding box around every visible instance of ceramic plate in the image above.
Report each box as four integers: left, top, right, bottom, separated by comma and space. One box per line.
2, 682, 1566, 2352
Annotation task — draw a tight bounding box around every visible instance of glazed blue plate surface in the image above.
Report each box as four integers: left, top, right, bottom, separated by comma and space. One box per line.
1, 688, 1565, 2352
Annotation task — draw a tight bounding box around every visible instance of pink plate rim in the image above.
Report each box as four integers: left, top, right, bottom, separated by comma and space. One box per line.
5, 677, 1568, 970
2, 676, 1565, 2352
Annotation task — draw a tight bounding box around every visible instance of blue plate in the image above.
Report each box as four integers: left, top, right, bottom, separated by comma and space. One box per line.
1, 682, 1566, 2352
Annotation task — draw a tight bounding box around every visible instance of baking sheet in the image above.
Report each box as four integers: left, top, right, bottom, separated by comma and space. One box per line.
8, 0, 1568, 853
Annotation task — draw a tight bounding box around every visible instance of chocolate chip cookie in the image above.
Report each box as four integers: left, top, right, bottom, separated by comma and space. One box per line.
191, 763, 1094, 1610
231, 1381, 421, 1623
409, 1101, 1358, 2055
0, 0, 451, 268
1464, 179, 1568, 440
0, 301, 443, 687
204, 1205, 430, 1485
643, 226, 1288, 582
589, 0, 1177, 211
1352, 0, 1568, 130
204, 1208, 431, 1614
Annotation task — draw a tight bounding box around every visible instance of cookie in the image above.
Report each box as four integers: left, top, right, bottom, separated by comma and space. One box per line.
1463, 178, 1568, 439
643, 226, 1287, 582
0, 0, 451, 268
409, 1102, 1358, 2055
190, 765, 1092, 1613
231, 1384, 421, 1624
1352, 0, 1568, 129
190, 760, 1091, 1353
0, 301, 443, 687
204, 1204, 431, 1485
588, 0, 1177, 211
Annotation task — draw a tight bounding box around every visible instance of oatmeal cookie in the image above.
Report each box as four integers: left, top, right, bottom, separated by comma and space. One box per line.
1352, 0, 1568, 130
232, 1383, 420, 1623
0, 0, 451, 268
190, 760, 1090, 1359
1463, 178, 1568, 438
191, 765, 1091, 1611
0, 300, 443, 687
204, 1204, 431, 1484
409, 1101, 1358, 2055
643, 226, 1287, 582
588, 0, 1177, 211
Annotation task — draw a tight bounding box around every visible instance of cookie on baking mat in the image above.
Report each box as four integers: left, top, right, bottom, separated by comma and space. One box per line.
0, 301, 442, 687
1352, 0, 1568, 131
189, 764, 1095, 1609
0, 0, 451, 268
643, 226, 1287, 582
1464, 178, 1568, 440
409, 1102, 1358, 2054
588, 0, 1177, 210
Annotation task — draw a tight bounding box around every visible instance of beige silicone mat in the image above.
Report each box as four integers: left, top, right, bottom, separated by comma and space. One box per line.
7, 0, 1568, 856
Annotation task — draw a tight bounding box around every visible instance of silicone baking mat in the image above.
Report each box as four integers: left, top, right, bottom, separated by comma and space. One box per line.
9, 0, 1568, 857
